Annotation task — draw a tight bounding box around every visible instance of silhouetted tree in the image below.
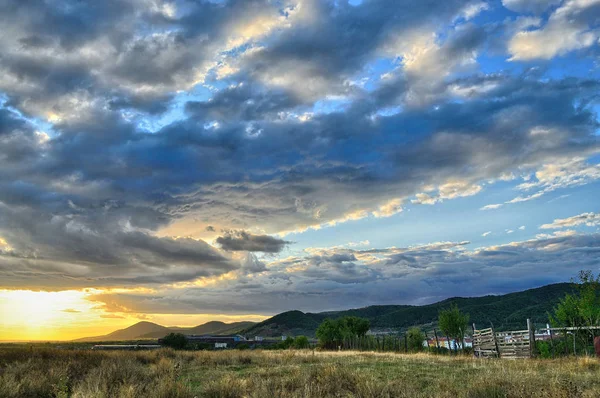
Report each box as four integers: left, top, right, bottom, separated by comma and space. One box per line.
161, 333, 188, 349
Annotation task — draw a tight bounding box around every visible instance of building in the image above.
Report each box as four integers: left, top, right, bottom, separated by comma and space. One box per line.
424, 337, 473, 350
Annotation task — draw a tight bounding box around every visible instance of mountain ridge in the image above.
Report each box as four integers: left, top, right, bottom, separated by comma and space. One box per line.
241, 282, 574, 337
75, 283, 574, 341
74, 320, 256, 342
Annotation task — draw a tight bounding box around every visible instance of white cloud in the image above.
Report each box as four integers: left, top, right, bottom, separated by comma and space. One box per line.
480, 203, 504, 210
482, 231, 492, 237
458, 2, 490, 20
540, 212, 600, 229
509, 158, 600, 203
502, 0, 561, 14
372, 199, 404, 218
506, 229, 514, 234
519, 225, 526, 230
508, 0, 600, 60
413, 182, 482, 205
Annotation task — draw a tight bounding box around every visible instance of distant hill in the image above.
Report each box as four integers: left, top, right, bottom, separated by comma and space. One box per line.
76, 283, 574, 341
242, 283, 574, 337
75, 320, 256, 342
75, 321, 171, 342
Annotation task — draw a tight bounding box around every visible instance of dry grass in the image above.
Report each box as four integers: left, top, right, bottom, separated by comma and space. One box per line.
1, 347, 599, 397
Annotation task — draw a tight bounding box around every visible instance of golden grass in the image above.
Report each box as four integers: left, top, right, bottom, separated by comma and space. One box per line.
0, 348, 599, 397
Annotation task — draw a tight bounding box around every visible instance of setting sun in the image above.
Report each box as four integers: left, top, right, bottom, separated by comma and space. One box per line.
0, 290, 125, 341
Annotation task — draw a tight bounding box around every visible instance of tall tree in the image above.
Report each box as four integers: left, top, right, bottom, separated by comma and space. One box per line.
551, 270, 600, 341
438, 304, 469, 350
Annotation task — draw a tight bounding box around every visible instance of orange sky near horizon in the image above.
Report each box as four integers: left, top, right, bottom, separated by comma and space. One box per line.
0, 290, 268, 341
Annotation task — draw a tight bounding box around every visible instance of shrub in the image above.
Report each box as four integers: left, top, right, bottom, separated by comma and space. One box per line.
406, 327, 425, 352
293, 336, 310, 349
161, 333, 188, 350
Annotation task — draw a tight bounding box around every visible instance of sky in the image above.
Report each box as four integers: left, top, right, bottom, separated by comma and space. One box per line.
0, 0, 600, 341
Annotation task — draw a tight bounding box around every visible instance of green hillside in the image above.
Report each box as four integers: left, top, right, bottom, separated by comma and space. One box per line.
243, 310, 324, 338
242, 283, 574, 337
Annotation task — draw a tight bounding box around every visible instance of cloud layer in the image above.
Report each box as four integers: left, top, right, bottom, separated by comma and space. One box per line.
0, 0, 599, 313
88, 233, 600, 314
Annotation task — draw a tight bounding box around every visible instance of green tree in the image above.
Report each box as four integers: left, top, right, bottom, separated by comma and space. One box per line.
551, 270, 600, 344
406, 327, 425, 352
293, 335, 310, 349
161, 333, 188, 349
316, 316, 371, 349
278, 336, 295, 349
316, 318, 342, 349
438, 304, 469, 350
344, 316, 370, 337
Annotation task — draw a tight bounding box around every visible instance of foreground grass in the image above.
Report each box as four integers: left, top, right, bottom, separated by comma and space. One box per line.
1, 348, 599, 397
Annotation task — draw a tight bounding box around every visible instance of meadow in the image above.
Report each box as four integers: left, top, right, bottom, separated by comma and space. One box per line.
0, 347, 599, 398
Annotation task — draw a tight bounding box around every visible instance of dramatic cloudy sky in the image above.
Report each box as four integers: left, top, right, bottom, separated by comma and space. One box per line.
1, 0, 600, 340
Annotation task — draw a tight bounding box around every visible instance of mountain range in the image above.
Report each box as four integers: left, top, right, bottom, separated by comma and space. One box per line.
74, 321, 256, 342
243, 283, 574, 337
76, 283, 573, 341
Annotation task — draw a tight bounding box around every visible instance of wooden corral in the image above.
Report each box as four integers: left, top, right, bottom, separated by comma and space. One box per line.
473, 319, 535, 359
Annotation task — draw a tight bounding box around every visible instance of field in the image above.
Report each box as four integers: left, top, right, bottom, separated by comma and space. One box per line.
1, 347, 599, 397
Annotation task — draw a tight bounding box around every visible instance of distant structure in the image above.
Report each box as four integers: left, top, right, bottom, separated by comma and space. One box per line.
184, 334, 247, 344
424, 337, 473, 350
92, 344, 162, 351
157, 334, 282, 349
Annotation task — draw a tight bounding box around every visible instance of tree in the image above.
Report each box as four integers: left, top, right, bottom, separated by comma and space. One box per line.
344, 316, 370, 337
551, 270, 600, 344
293, 335, 310, 349
406, 327, 425, 352
438, 304, 469, 350
279, 336, 295, 349
316, 316, 371, 349
161, 333, 188, 349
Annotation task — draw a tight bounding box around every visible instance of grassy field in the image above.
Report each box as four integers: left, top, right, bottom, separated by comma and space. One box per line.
0, 347, 599, 397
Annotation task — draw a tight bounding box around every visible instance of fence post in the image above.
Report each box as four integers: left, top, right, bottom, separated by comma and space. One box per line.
404, 334, 408, 353
549, 328, 555, 358
471, 324, 477, 357
490, 323, 501, 359
527, 318, 536, 358
434, 329, 440, 350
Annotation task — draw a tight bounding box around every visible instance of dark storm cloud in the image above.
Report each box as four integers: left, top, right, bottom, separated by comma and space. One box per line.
216, 231, 291, 253
186, 82, 300, 121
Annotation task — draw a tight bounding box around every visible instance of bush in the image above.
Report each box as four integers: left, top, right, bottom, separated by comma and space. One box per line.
537, 341, 551, 359
293, 336, 310, 349
161, 333, 188, 350
316, 316, 370, 349
407, 327, 425, 352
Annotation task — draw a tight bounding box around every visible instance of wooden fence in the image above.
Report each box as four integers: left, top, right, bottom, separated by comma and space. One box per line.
473, 319, 535, 359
